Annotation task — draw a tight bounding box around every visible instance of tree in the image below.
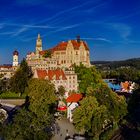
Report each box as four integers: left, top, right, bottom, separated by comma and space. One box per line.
57, 85, 65, 97
73, 65, 127, 140
26, 78, 57, 114
74, 64, 102, 93
3, 79, 57, 140
43, 50, 52, 58
0, 78, 10, 93
127, 88, 140, 129
10, 59, 32, 95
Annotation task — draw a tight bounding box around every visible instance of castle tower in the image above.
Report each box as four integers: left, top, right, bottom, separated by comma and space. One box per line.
13, 50, 19, 66
36, 33, 42, 54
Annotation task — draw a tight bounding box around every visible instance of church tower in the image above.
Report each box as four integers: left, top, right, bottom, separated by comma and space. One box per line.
36, 34, 42, 54
13, 50, 19, 66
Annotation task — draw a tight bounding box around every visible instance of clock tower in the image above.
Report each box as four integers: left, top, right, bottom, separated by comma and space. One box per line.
13, 50, 19, 67
36, 34, 42, 54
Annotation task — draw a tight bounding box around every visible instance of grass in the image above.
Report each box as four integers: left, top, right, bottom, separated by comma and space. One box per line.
0, 92, 26, 99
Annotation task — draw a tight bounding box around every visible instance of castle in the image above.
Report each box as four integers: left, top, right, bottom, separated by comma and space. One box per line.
0, 34, 91, 92
26, 34, 90, 71
26, 34, 91, 92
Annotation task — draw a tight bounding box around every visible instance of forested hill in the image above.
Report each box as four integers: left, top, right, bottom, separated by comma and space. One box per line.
91, 58, 140, 69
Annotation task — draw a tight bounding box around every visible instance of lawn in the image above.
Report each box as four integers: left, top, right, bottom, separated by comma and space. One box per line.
0, 92, 26, 99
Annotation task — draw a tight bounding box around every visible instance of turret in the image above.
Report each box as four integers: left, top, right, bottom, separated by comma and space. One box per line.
13, 50, 19, 66
36, 33, 42, 54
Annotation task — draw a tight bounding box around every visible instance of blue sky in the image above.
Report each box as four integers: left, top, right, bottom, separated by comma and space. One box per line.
0, 0, 140, 64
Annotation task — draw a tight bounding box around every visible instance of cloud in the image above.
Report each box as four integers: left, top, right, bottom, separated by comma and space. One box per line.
46, 24, 81, 35
36, 0, 94, 24
4, 23, 59, 29
0, 23, 4, 29
19, 24, 81, 42
109, 23, 131, 40
0, 31, 15, 35
12, 27, 27, 37
81, 37, 112, 43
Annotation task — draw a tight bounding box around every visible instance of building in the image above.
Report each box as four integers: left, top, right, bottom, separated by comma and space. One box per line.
0, 65, 14, 78
66, 93, 83, 122
13, 50, 19, 67
0, 50, 19, 79
26, 34, 91, 71
26, 34, 92, 92
33, 68, 78, 92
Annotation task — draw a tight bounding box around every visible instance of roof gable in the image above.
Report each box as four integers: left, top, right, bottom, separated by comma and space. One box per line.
36, 69, 67, 80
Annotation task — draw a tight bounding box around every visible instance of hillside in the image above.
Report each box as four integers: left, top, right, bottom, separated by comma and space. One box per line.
91, 58, 140, 70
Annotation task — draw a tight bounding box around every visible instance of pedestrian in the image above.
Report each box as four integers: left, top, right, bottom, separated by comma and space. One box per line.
66, 129, 69, 137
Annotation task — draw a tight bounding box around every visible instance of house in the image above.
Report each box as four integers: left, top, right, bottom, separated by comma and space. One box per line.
66, 93, 83, 122
33, 68, 78, 92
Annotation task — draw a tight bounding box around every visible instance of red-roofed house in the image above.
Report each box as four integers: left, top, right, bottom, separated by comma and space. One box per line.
33, 68, 78, 92
66, 93, 83, 122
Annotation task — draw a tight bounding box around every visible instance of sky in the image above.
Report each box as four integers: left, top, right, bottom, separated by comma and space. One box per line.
0, 0, 140, 64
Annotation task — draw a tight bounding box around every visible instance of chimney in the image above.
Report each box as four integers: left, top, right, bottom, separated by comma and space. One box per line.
77, 35, 80, 43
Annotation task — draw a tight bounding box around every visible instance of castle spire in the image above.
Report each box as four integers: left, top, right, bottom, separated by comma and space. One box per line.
36, 33, 42, 54
38, 33, 41, 39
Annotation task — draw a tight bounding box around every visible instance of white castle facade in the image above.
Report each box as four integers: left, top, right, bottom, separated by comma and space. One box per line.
26, 34, 90, 71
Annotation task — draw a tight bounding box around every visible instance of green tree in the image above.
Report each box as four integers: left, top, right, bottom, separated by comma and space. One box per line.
3, 79, 57, 140
10, 59, 32, 96
57, 85, 65, 97
127, 88, 140, 129
0, 78, 10, 93
73, 65, 127, 140
75, 64, 102, 93
43, 50, 52, 58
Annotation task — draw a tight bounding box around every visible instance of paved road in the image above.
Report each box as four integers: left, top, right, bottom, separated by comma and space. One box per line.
0, 99, 25, 106
51, 118, 76, 140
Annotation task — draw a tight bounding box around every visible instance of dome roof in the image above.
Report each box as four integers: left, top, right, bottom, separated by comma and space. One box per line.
13, 50, 19, 55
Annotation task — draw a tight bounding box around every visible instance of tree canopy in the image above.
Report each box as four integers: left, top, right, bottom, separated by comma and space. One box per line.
3, 78, 57, 140
73, 65, 127, 140
10, 59, 32, 95
43, 50, 52, 58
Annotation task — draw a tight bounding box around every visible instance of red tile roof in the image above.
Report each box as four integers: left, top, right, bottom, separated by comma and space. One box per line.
52, 40, 89, 51
36, 70, 47, 79
36, 69, 67, 80
39, 50, 48, 55
39, 40, 89, 55
66, 93, 83, 103
0, 65, 12, 69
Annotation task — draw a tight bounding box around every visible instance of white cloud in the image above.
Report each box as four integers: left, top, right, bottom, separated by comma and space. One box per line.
0, 31, 15, 35
81, 37, 112, 43
12, 27, 27, 37
110, 23, 131, 40
4, 23, 59, 29
0, 23, 4, 29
